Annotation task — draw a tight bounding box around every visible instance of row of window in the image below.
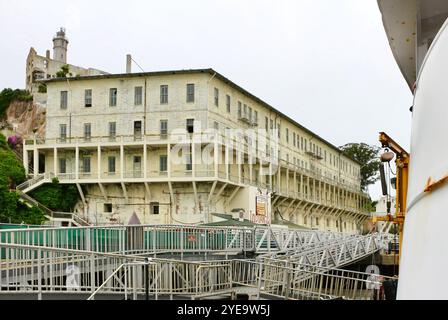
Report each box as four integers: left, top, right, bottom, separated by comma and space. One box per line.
59, 84, 196, 109
59, 83, 357, 175
58, 118, 196, 141
103, 202, 160, 215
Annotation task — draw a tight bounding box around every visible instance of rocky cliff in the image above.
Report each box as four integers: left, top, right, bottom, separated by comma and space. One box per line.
0, 100, 45, 140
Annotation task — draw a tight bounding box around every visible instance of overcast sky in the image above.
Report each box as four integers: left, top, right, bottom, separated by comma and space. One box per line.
0, 0, 413, 200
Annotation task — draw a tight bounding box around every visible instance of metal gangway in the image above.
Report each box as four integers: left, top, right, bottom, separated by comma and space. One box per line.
0, 224, 393, 300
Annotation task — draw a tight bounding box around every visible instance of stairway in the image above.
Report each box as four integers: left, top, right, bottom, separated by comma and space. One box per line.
16, 173, 51, 193
16, 188, 90, 227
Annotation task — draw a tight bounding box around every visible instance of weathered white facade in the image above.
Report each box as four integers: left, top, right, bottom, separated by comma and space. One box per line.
22, 69, 369, 232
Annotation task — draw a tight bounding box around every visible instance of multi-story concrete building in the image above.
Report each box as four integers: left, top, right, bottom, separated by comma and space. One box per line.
21, 68, 370, 233
26, 28, 108, 104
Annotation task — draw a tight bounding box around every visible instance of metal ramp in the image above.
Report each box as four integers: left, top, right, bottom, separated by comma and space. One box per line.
0, 223, 394, 300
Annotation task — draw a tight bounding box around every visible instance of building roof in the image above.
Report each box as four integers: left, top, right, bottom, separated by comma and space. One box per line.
42, 68, 360, 164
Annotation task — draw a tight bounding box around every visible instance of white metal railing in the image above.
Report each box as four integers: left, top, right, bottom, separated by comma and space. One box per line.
24, 133, 365, 197
0, 236, 394, 300
0, 224, 386, 261
231, 259, 396, 300
259, 232, 387, 269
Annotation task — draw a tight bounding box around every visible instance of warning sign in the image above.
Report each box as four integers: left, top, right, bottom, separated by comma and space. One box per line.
256, 196, 267, 216
251, 195, 271, 225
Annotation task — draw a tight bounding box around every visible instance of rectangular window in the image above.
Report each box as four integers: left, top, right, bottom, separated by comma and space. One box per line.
293, 133, 296, 147
109, 88, 117, 107
59, 158, 66, 174
286, 128, 289, 143
238, 102, 242, 118
214, 88, 219, 106
243, 104, 247, 117
159, 155, 167, 172
265, 117, 269, 131
134, 121, 142, 140
254, 111, 258, 125
84, 123, 91, 141
60, 91, 68, 109
226, 95, 230, 113
83, 157, 91, 173
104, 203, 113, 213
150, 202, 160, 215
108, 122, 116, 140
278, 124, 281, 138
134, 86, 143, 105
213, 121, 219, 130
186, 118, 194, 133
108, 156, 116, 173
185, 149, 192, 171
160, 85, 168, 104
248, 107, 252, 122
160, 120, 168, 137
84, 89, 92, 107
59, 124, 67, 142
186, 84, 195, 102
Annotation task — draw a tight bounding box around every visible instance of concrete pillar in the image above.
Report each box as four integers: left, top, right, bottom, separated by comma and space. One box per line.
143, 143, 147, 179
75, 146, 79, 180
33, 147, 39, 177
225, 144, 229, 180
192, 141, 196, 178
53, 147, 58, 175
23, 146, 29, 176
97, 146, 101, 179
167, 143, 171, 178
214, 139, 218, 178
120, 144, 124, 179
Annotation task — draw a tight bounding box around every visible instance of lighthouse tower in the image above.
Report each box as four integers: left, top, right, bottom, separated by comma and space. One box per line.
52, 28, 69, 63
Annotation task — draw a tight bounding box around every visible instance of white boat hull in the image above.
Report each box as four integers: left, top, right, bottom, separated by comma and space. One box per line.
398, 18, 448, 300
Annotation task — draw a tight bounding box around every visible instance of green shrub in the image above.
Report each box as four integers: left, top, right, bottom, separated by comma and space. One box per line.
0, 133, 46, 224
30, 179, 80, 212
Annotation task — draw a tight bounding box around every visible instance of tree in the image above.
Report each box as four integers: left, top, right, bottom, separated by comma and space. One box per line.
340, 142, 381, 191
30, 178, 80, 212
0, 133, 46, 224
56, 64, 71, 78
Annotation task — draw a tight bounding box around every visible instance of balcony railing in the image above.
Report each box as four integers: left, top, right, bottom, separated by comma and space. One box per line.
24, 133, 363, 195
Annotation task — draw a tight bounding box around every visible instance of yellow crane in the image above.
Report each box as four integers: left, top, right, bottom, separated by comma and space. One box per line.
372, 132, 409, 263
